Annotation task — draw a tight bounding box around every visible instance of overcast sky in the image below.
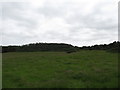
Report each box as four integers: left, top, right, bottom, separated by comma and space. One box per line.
0, 0, 118, 46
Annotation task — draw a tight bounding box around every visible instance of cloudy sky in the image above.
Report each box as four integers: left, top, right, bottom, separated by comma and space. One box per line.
0, 0, 118, 46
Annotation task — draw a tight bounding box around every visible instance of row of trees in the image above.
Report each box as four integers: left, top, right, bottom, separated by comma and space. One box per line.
80, 41, 120, 52
1, 41, 120, 53
2, 43, 78, 53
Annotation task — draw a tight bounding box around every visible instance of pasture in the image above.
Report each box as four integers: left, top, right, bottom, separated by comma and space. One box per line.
2, 50, 118, 88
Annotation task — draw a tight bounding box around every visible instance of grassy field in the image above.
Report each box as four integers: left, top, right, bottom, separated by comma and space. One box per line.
2, 50, 118, 88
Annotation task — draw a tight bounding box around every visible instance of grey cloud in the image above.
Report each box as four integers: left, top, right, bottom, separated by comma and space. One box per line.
37, 5, 66, 18
64, 1, 117, 31
1, 0, 118, 46
36, 1, 79, 18
2, 2, 26, 19
2, 2, 38, 29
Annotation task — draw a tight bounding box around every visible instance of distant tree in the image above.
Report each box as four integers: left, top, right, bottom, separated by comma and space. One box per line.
2, 41, 120, 53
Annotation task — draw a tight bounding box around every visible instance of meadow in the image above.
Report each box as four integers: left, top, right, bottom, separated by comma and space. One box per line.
2, 50, 118, 88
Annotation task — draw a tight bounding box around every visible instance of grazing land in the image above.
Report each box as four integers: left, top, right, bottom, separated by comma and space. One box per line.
2, 50, 118, 88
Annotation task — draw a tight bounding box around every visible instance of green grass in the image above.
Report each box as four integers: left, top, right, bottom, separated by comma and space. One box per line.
2, 50, 118, 88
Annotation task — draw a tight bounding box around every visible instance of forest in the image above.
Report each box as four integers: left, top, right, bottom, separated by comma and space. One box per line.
1, 41, 120, 53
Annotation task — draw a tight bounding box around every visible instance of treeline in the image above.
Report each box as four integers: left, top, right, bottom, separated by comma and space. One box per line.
1, 41, 120, 53
80, 41, 120, 52
2, 43, 79, 53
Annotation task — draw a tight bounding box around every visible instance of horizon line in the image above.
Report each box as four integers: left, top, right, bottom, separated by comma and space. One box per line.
1, 41, 119, 47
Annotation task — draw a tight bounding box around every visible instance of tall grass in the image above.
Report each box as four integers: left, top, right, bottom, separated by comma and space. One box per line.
2, 50, 118, 88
